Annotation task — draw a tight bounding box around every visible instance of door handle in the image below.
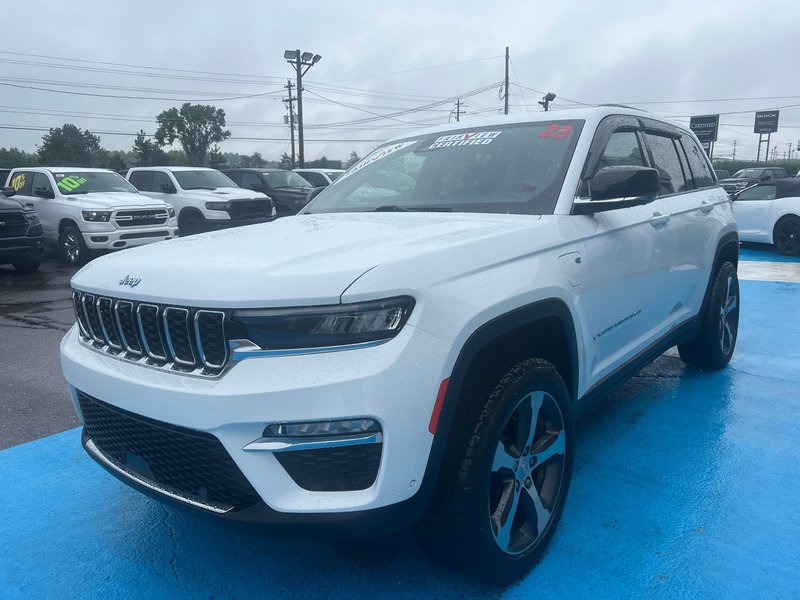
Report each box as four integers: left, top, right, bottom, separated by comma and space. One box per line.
700, 200, 714, 213
650, 212, 670, 227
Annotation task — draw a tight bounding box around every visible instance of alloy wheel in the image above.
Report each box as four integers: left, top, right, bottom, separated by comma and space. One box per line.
719, 274, 739, 355
776, 218, 800, 255
489, 390, 566, 555
63, 231, 80, 263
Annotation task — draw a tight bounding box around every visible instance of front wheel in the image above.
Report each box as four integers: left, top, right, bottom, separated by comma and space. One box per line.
59, 225, 89, 265
774, 215, 800, 256
179, 213, 205, 236
421, 359, 573, 585
678, 261, 739, 369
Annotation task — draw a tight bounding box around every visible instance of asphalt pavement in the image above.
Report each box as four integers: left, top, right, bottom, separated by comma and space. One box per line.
0, 257, 80, 449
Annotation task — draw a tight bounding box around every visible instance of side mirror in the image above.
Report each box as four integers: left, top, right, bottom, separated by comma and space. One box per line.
306, 187, 325, 203
158, 184, 177, 194
1, 186, 16, 198
573, 166, 659, 215
34, 187, 55, 199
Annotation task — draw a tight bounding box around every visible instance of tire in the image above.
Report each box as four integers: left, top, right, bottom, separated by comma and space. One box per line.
179, 213, 204, 236
59, 225, 89, 266
12, 260, 40, 274
420, 358, 574, 585
678, 261, 739, 370
773, 215, 800, 256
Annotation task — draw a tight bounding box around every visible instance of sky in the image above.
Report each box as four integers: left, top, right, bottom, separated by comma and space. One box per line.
1, 0, 799, 164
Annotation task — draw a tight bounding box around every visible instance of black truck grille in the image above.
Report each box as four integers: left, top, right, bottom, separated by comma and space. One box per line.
72, 289, 228, 376
275, 444, 382, 492
226, 199, 271, 220
114, 209, 169, 227
79, 391, 261, 512
0, 213, 27, 237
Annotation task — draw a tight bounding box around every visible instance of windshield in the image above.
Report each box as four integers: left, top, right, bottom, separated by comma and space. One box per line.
732, 169, 763, 179
263, 171, 311, 188
326, 171, 343, 181
54, 171, 137, 195
173, 170, 236, 190
304, 120, 584, 215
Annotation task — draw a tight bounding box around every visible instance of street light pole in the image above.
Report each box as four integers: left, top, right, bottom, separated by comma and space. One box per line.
284, 49, 322, 169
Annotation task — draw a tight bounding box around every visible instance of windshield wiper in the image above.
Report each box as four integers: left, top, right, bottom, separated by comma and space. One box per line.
371, 205, 452, 212
372, 205, 409, 212
185, 186, 217, 190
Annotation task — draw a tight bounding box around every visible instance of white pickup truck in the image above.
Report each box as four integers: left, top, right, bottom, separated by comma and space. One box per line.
126, 167, 274, 235
6, 167, 178, 265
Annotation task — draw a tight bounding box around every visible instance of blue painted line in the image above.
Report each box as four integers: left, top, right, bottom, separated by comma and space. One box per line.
2, 280, 799, 599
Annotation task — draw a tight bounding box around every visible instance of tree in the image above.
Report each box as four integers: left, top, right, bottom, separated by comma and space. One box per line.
0, 147, 38, 168
240, 152, 267, 168
208, 145, 226, 169
37, 124, 101, 166
306, 156, 342, 169
344, 151, 361, 169
154, 103, 230, 166
132, 131, 168, 166
279, 152, 292, 169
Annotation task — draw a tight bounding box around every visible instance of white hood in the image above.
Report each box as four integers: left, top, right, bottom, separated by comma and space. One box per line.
71, 212, 544, 307
178, 187, 269, 202
67, 192, 169, 210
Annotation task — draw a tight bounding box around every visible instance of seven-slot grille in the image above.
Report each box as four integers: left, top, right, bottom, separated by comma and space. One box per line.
226, 199, 271, 221
72, 289, 228, 376
113, 209, 169, 227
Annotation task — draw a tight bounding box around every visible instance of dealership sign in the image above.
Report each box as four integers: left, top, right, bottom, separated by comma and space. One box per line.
690, 114, 719, 143
754, 111, 779, 134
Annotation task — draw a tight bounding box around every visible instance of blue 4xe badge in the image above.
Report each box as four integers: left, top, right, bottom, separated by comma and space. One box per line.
119, 275, 141, 288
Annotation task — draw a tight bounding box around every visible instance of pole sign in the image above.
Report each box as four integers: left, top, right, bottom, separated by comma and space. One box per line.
700, 141, 712, 156
690, 114, 719, 143
754, 110, 779, 134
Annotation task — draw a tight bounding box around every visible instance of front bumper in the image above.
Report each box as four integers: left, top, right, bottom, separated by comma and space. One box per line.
200, 215, 276, 232
82, 225, 179, 250
0, 235, 43, 261
60, 323, 451, 523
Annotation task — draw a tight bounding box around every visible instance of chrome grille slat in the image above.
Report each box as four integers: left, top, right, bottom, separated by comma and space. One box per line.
163, 307, 196, 366
97, 297, 122, 350
71, 290, 227, 378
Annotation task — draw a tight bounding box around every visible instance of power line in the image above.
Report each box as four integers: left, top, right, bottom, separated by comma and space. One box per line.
321, 55, 504, 83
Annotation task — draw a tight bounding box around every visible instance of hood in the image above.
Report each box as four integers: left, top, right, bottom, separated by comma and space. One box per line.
65, 191, 169, 210
178, 187, 269, 202
719, 177, 757, 184
0, 196, 27, 211
71, 212, 543, 307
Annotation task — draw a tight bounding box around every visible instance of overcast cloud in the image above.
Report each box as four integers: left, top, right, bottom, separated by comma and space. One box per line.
1, 0, 799, 162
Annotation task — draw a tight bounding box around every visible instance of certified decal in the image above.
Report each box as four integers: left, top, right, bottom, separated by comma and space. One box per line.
339, 140, 417, 181
429, 131, 501, 149
10, 173, 26, 191
54, 174, 88, 193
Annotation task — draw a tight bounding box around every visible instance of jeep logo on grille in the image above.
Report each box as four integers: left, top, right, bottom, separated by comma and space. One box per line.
119, 275, 142, 288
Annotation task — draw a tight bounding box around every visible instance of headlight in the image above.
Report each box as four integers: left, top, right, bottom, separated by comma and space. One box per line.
166, 204, 176, 218
230, 296, 415, 350
24, 212, 39, 225
81, 210, 111, 222
205, 201, 229, 211
735, 181, 748, 188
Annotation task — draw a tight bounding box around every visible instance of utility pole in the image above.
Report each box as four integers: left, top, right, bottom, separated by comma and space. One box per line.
504, 46, 509, 115
283, 79, 296, 169
284, 49, 321, 168
732, 140, 737, 161
455, 98, 462, 122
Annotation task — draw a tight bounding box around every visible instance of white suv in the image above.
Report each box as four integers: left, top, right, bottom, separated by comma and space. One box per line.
126, 167, 274, 235
61, 107, 739, 584
6, 167, 178, 265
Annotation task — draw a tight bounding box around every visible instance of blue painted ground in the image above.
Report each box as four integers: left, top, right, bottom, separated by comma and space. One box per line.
2, 279, 799, 599
739, 244, 799, 263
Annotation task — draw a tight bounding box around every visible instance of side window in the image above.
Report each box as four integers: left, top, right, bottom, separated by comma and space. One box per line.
128, 171, 153, 192
681, 136, 714, 188
596, 131, 646, 172
674, 141, 695, 190
152, 171, 173, 192
644, 133, 687, 195
240, 172, 264, 191
770, 169, 783, 180
31, 172, 54, 198
302, 172, 326, 187
9, 171, 33, 196
735, 185, 777, 201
